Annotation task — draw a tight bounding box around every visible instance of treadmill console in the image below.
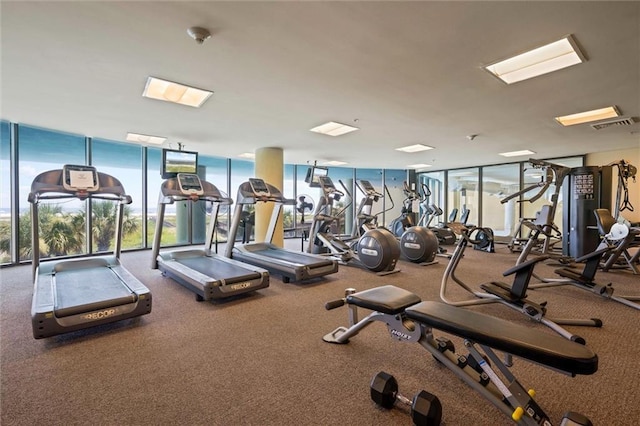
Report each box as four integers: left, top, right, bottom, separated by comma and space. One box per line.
62, 164, 99, 192
318, 175, 336, 190
359, 180, 376, 194
177, 173, 204, 196
249, 178, 271, 197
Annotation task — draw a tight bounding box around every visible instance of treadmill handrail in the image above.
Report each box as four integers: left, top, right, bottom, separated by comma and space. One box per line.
158, 178, 232, 205
29, 167, 133, 281
29, 169, 130, 201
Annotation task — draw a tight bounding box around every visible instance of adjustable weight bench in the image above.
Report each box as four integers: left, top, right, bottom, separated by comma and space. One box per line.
324, 285, 598, 425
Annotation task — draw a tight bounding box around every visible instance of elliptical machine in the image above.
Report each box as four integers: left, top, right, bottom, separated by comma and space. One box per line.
306, 174, 400, 275
367, 180, 438, 265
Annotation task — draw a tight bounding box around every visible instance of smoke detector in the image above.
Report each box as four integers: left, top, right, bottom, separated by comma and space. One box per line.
187, 27, 211, 45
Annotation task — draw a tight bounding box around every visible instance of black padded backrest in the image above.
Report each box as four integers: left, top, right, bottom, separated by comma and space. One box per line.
460, 208, 470, 225
448, 208, 458, 222
405, 301, 598, 375
533, 205, 553, 226
594, 208, 615, 235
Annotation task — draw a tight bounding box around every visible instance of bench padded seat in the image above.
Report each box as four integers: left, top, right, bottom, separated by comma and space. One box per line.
346, 285, 421, 315
405, 301, 598, 375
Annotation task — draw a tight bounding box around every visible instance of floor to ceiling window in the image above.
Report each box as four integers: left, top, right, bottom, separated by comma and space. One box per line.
18, 125, 86, 261
0, 122, 11, 265
447, 168, 479, 226
418, 171, 445, 227
91, 138, 144, 251
384, 169, 408, 228
482, 163, 520, 238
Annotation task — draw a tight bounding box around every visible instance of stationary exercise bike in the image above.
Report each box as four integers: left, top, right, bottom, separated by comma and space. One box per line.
306, 174, 400, 275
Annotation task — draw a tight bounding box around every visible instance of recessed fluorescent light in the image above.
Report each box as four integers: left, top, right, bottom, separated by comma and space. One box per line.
142, 77, 213, 107
238, 152, 255, 159
310, 121, 359, 136
396, 144, 434, 153
499, 150, 536, 157
484, 35, 585, 84
555, 106, 620, 126
323, 160, 349, 166
126, 132, 166, 145
407, 163, 432, 169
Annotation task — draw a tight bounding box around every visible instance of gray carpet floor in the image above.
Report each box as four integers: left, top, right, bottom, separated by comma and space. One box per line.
1, 240, 639, 425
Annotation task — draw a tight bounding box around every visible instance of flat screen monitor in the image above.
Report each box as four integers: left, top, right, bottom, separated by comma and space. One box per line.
161, 149, 198, 179
304, 165, 328, 188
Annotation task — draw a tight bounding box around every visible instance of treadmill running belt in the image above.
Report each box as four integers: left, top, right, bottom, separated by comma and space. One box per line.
54, 267, 136, 317
177, 256, 261, 282
250, 246, 334, 266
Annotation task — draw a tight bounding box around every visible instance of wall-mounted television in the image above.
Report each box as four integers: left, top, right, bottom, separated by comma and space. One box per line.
304, 165, 328, 188
161, 149, 198, 179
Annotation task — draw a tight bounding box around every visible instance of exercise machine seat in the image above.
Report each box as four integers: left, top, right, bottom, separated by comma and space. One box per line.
346, 285, 422, 315
405, 301, 598, 376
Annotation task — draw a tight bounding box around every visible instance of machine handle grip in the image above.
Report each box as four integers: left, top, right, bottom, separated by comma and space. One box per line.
325, 299, 346, 310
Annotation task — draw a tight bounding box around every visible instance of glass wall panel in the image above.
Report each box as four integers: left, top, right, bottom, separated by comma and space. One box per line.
296, 164, 322, 233
200, 155, 229, 245
355, 168, 383, 233
91, 138, 143, 251
18, 125, 86, 261
229, 159, 255, 242
0, 122, 10, 264
329, 167, 355, 236
146, 147, 170, 246
447, 168, 479, 226
384, 169, 408, 228
418, 171, 445, 227
482, 163, 520, 238
282, 164, 295, 235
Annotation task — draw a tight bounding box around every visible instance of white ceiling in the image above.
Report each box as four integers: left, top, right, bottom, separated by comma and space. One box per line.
2, 1, 639, 171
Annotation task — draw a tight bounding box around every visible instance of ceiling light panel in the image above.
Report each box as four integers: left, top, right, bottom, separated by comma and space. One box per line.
238, 152, 255, 159
407, 163, 432, 169
310, 122, 359, 136
125, 132, 166, 145
142, 77, 213, 108
484, 35, 585, 84
396, 144, 434, 153
499, 149, 536, 157
323, 160, 349, 166
555, 106, 620, 126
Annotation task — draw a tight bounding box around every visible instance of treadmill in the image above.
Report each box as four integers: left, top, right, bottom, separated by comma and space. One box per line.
29, 165, 152, 339
224, 178, 338, 283
151, 173, 269, 301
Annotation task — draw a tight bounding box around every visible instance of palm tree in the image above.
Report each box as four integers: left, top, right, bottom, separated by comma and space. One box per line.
3, 201, 139, 262
38, 204, 84, 257
91, 200, 138, 252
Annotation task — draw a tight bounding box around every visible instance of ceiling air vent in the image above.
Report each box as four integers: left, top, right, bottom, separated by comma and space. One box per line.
590, 117, 636, 130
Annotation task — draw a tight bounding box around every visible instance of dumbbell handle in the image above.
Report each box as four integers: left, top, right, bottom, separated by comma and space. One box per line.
396, 393, 412, 406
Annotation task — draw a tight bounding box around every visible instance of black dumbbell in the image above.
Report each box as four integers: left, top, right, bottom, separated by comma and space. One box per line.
370, 371, 442, 426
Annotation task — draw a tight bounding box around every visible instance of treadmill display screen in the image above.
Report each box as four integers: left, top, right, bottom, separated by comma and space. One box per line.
177, 173, 204, 196
62, 165, 99, 192
249, 178, 271, 196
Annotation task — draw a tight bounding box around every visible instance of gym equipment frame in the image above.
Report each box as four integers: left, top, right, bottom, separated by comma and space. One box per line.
225, 178, 338, 283
151, 173, 269, 301
323, 285, 597, 425
29, 165, 152, 339
440, 227, 601, 344
553, 246, 640, 310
